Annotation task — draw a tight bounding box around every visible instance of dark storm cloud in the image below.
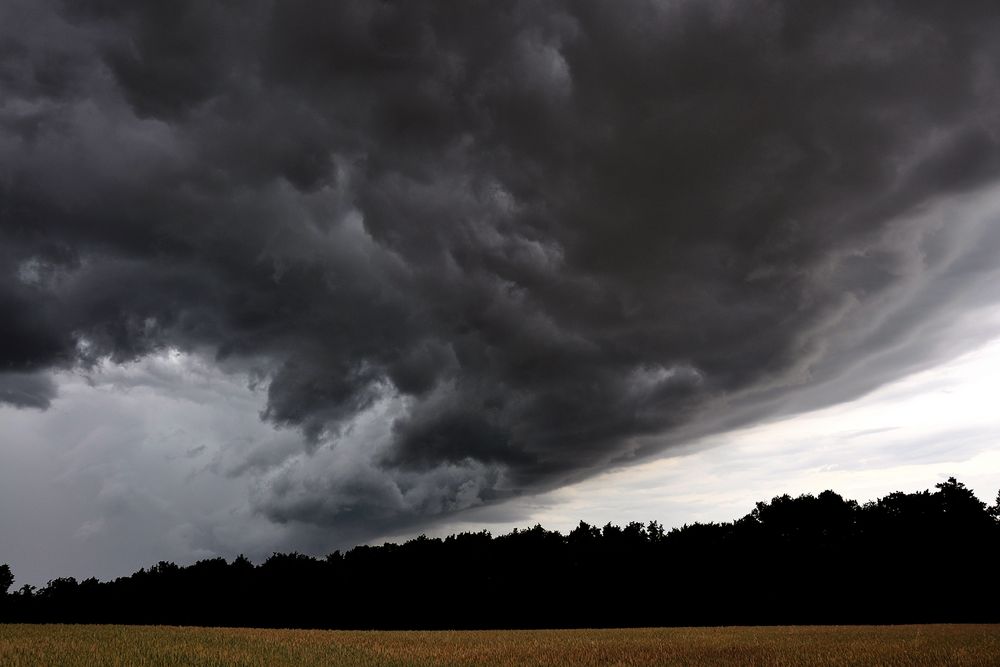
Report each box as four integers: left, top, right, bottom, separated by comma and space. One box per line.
0, 372, 56, 409
4, 0, 1000, 538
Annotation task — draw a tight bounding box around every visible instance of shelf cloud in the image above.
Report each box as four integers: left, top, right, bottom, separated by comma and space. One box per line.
5, 0, 1000, 542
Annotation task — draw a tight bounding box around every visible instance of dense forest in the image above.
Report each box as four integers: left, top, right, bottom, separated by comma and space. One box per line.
2, 478, 998, 629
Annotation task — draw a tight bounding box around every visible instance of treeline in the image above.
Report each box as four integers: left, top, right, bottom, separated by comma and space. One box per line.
2, 477, 998, 628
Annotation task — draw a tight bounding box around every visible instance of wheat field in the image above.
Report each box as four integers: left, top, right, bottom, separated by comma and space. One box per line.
1, 623, 998, 666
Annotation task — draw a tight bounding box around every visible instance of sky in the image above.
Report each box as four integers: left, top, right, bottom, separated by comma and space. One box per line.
3, 0, 1000, 586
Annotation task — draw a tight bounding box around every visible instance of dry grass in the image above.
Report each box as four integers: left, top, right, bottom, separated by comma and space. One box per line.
1, 623, 998, 666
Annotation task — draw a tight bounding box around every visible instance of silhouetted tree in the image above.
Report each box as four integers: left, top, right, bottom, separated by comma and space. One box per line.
935, 477, 989, 519
0, 564, 12, 596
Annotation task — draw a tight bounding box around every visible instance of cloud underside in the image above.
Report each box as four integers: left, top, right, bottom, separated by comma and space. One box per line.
4, 0, 1000, 538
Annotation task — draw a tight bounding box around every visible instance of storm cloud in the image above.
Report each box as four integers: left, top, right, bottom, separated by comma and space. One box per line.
5, 0, 1000, 541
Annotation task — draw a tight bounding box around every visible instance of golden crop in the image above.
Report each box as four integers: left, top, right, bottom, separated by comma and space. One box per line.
1, 623, 998, 666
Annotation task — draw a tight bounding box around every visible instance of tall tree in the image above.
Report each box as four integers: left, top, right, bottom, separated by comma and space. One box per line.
0, 564, 13, 596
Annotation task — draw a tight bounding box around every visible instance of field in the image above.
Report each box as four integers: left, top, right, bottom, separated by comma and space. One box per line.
1, 624, 999, 666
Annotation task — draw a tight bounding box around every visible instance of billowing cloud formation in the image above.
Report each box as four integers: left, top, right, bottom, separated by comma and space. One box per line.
4, 0, 1000, 540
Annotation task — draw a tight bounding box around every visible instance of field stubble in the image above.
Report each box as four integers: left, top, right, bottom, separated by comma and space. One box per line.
1, 623, 998, 666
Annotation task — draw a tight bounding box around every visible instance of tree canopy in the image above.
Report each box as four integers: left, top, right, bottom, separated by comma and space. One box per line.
2, 478, 998, 628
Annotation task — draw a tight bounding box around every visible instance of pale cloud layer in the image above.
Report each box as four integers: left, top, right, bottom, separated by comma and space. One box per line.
0, 354, 286, 585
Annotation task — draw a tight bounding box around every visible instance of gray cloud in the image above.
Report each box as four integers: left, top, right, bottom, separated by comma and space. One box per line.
0, 371, 56, 409
4, 0, 1000, 545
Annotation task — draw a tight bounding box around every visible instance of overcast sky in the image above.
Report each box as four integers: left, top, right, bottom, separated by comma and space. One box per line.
3, 0, 1000, 586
